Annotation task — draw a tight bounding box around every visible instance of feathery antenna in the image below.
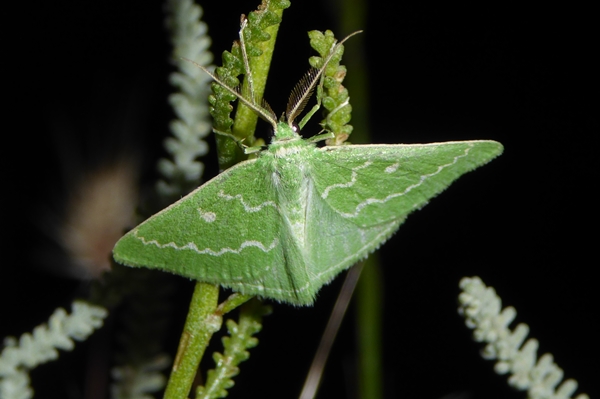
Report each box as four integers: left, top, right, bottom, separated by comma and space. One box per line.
286, 30, 362, 127
186, 25, 362, 134
286, 68, 319, 126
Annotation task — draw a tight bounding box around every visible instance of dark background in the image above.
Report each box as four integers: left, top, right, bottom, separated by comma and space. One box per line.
3, 1, 597, 399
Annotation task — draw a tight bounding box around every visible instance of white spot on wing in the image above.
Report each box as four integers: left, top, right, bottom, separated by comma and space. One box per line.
197, 208, 216, 222
385, 163, 399, 173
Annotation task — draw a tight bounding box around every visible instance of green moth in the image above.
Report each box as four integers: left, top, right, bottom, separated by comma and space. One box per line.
113, 28, 503, 306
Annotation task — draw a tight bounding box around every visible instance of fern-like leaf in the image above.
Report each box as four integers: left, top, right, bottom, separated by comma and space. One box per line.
196, 300, 270, 399
0, 301, 107, 399
211, 0, 290, 170
308, 30, 354, 145
458, 277, 589, 399
159, 0, 214, 200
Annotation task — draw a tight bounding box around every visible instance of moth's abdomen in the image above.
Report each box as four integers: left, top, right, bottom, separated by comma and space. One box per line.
270, 147, 312, 246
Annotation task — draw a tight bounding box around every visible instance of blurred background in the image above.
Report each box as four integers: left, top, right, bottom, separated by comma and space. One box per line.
3, 1, 597, 398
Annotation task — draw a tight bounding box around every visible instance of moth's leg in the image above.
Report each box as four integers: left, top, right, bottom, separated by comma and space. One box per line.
213, 128, 266, 154
298, 98, 321, 131
307, 131, 335, 144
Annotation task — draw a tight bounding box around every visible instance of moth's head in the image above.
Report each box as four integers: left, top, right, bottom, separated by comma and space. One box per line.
272, 121, 301, 142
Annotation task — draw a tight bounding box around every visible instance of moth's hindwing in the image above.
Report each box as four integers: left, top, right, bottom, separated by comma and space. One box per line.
303, 140, 503, 284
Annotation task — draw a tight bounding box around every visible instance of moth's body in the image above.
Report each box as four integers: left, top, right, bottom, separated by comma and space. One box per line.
267, 125, 314, 252
260, 125, 314, 295
113, 30, 503, 305
113, 120, 502, 305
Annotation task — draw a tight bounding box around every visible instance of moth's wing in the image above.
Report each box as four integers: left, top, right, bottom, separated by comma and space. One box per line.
305, 140, 502, 283
113, 158, 294, 301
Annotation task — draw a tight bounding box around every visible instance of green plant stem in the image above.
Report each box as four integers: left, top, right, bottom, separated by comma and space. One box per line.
230, 5, 287, 161
356, 254, 383, 399
163, 5, 289, 398
334, 0, 383, 396
163, 282, 221, 399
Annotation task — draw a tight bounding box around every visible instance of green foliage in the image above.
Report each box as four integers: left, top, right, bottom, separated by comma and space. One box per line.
196, 300, 270, 399
159, 3, 292, 397
308, 30, 353, 144
210, 0, 291, 170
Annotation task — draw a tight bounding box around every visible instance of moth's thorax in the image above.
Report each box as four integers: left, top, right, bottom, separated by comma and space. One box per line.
263, 134, 314, 251
268, 123, 314, 159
